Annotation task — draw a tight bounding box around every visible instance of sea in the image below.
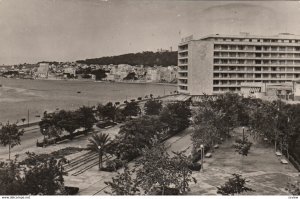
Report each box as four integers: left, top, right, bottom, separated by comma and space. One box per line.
0, 78, 177, 124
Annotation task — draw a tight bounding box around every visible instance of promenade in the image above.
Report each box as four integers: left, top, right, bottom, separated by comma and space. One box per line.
0, 118, 298, 195
65, 127, 299, 195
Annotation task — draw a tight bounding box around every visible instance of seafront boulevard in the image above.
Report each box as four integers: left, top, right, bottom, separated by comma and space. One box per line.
2, 124, 296, 195
1, 89, 300, 195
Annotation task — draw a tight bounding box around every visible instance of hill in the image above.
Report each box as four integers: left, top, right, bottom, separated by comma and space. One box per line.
76, 51, 178, 67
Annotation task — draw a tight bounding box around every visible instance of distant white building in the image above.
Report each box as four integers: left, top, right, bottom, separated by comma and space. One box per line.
146, 67, 160, 82
63, 67, 76, 77
36, 63, 49, 78
104, 73, 115, 81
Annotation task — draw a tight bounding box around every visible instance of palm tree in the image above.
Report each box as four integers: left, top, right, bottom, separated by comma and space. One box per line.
87, 132, 111, 170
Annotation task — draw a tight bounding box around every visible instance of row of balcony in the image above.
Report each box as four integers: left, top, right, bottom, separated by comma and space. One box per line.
214, 53, 300, 58
213, 77, 297, 81
214, 62, 300, 66
214, 41, 300, 47
213, 70, 300, 74
214, 56, 300, 61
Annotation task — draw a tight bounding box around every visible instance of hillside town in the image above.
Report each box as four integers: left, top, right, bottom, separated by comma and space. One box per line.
0, 61, 178, 83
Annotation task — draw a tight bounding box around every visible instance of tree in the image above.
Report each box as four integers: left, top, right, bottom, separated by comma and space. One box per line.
105, 165, 140, 195
192, 105, 225, 149
171, 151, 197, 194
122, 102, 141, 118
123, 72, 138, 80
87, 132, 111, 170
114, 116, 165, 161
0, 158, 24, 195
210, 93, 246, 136
39, 113, 63, 139
21, 118, 26, 125
75, 106, 96, 131
22, 156, 65, 195
217, 173, 254, 195
91, 69, 107, 80
0, 122, 24, 160
56, 110, 81, 139
135, 143, 196, 195
144, 100, 163, 115
0, 154, 65, 195
97, 102, 117, 121
159, 102, 191, 134
233, 137, 252, 156
286, 182, 300, 195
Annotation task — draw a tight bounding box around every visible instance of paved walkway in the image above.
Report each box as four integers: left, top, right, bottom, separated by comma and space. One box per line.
2, 123, 298, 195
189, 127, 299, 195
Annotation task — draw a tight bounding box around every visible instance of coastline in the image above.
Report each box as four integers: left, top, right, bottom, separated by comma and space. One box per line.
0, 77, 177, 87
94, 80, 177, 87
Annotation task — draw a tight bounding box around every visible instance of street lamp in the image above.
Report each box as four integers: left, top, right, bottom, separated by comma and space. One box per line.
98, 146, 102, 170
43, 128, 46, 148
242, 127, 245, 143
200, 144, 204, 173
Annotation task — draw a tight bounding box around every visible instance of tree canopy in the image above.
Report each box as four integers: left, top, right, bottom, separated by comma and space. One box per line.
77, 51, 177, 67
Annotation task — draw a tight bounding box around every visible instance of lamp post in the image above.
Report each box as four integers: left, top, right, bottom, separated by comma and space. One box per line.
200, 144, 204, 173
98, 146, 102, 171
242, 127, 245, 143
43, 128, 46, 148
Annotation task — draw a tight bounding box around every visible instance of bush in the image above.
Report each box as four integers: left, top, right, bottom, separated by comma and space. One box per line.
188, 162, 201, 171
105, 159, 124, 171
154, 186, 180, 195
100, 167, 115, 172
64, 186, 79, 195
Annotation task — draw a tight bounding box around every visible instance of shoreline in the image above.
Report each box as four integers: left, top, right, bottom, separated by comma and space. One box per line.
0, 77, 177, 87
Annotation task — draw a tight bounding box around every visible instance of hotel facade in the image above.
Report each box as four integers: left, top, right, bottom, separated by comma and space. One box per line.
178, 33, 300, 95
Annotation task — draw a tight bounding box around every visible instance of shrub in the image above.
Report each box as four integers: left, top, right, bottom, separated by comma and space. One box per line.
105, 159, 124, 171
64, 186, 79, 195
188, 162, 201, 171
154, 186, 180, 195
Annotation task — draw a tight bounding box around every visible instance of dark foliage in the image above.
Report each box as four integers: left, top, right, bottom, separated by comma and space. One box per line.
159, 102, 191, 134
217, 173, 254, 195
77, 51, 177, 67
144, 99, 163, 115
123, 72, 137, 80
122, 102, 141, 117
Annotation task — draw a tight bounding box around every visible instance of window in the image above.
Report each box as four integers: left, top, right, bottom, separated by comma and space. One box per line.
249, 39, 252, 42
256, 46, 262, 50
213, 80, 219, 85
255, 53, 262, 57
255, 60, 261, 64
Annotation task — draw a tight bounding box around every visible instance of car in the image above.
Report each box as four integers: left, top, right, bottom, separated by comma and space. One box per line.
205, 153, 212, 158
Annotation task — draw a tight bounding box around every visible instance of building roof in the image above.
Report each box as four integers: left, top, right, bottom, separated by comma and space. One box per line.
179, 33, 300, 45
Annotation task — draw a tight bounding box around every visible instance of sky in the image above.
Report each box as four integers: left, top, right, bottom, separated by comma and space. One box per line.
1, 0, 300, 65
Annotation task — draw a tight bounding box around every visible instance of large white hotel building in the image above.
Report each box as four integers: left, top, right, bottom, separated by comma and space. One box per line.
178, 33, 300, 95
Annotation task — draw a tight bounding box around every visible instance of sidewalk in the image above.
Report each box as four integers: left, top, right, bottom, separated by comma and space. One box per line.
189, 127, 299, 195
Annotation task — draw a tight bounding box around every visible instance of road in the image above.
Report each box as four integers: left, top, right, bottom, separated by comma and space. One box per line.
0, 125, 44, 160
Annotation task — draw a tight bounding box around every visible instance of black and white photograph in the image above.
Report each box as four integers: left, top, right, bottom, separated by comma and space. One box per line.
0, 0, 300, 197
